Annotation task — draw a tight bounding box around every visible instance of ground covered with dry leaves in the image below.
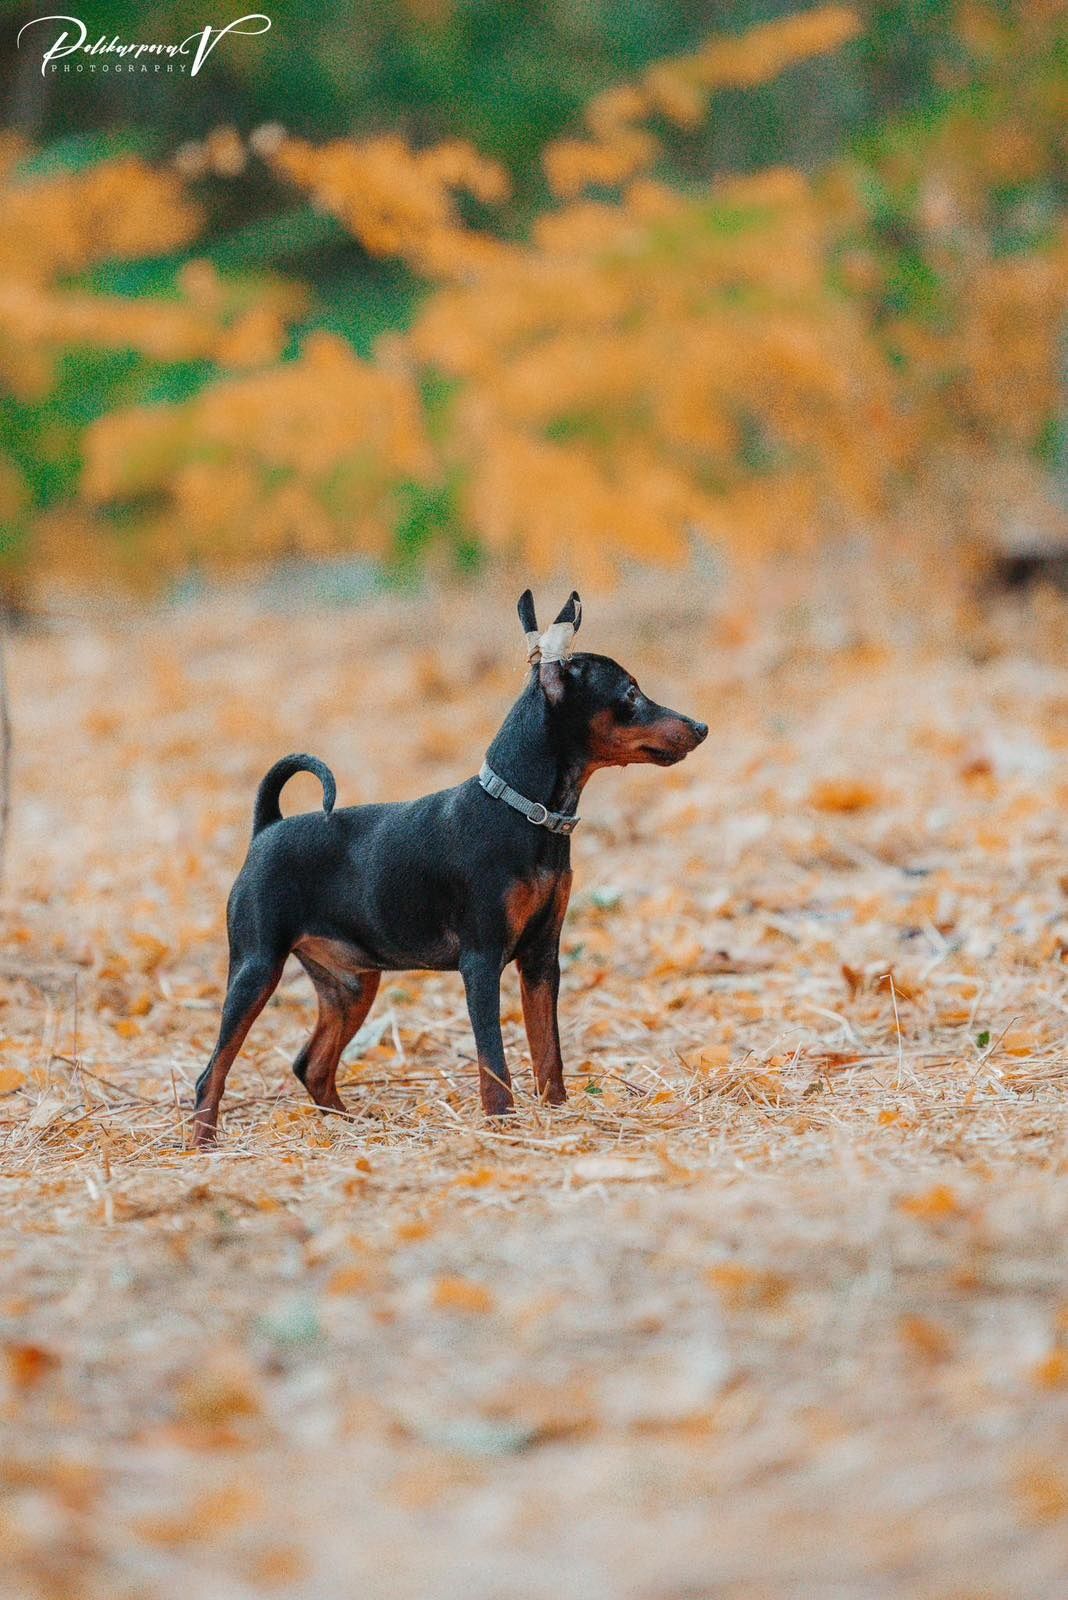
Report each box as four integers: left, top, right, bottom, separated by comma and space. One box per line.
2, 562, 1067, 1599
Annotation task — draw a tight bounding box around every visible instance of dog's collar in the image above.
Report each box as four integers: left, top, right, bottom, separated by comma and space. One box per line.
478, 761, 580, 835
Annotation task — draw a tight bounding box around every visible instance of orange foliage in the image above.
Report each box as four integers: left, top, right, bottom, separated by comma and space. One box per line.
6, 2, 1067, 588
82, 332, 432, 569
402, 166, 905, 582
127, 8, 889, 586
0, 146, 199, 286
0, 143, 312, 567
543, 6, 861, 198
261, 128, 512, 278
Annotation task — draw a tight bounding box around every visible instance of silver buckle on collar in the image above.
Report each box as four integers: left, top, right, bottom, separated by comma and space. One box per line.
479, 760, 579, 835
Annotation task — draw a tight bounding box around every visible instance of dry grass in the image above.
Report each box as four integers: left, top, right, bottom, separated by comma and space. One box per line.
1, 560, 1067, 1599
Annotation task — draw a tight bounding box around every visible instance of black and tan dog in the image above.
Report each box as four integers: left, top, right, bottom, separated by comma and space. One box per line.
193, 591, 706, 1144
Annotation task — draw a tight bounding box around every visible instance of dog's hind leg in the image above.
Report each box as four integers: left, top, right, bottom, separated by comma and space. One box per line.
292, 962, 380, 1114
193, 955, 285, 1146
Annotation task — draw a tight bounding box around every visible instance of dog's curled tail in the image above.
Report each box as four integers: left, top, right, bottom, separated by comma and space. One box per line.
252, 754, 336, 837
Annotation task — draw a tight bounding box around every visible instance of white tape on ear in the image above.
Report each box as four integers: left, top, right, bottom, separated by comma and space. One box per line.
525, 630, 543, 663
537, 621, 575, 664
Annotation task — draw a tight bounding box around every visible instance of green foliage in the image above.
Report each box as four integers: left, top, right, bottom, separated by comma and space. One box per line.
392, 476, 477, 577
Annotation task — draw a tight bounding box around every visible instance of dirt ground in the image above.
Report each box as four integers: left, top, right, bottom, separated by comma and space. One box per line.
1, 561, 1067, 1599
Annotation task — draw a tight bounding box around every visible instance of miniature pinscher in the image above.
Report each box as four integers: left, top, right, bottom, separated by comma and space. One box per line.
193, 590, 707, 1144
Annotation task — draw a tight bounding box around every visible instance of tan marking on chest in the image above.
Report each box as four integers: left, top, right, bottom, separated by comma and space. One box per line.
504, 871, 571, 945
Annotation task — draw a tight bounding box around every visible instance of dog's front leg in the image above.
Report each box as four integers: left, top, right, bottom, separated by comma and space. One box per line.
460, 951, 513, 1116
518, 940, 566, 1105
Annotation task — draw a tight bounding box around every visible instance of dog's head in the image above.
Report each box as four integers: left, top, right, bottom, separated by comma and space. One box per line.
518, 589, 707, 769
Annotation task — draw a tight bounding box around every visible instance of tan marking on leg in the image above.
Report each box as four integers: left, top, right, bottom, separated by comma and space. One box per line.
520, 970, 566, 1105
518, 872, 571, 1105
299, 970, 380, 1113
294, 934, 378, 976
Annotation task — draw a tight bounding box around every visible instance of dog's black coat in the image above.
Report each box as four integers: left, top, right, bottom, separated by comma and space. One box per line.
193, 592, 706, 1142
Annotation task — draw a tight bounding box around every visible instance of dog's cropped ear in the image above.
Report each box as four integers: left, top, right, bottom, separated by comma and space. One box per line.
539, 591, 581, 662
559, 591, 582, 637
537, 591, 581, 704
517, 589, 541, 663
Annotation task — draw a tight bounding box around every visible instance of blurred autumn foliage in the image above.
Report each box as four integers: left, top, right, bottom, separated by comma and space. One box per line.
0, 0, 1065, 594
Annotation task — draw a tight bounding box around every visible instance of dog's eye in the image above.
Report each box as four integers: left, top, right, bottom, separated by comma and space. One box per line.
620, 683, 640, 712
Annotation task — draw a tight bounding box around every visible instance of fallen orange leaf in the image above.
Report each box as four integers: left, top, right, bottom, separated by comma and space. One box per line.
899, 1314, 952, 1362
6, 1342, 59, 1388
1033, 1350, 1068, 1390
899, 1184, 961, 1221
809, 778, 881, 813
432, 1275, 495, 1314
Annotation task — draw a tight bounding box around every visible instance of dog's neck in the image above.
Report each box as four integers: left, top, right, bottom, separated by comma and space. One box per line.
484, 676, 589, 818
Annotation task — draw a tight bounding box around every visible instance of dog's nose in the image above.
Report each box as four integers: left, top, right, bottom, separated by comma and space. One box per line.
691, 720, 708, 743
